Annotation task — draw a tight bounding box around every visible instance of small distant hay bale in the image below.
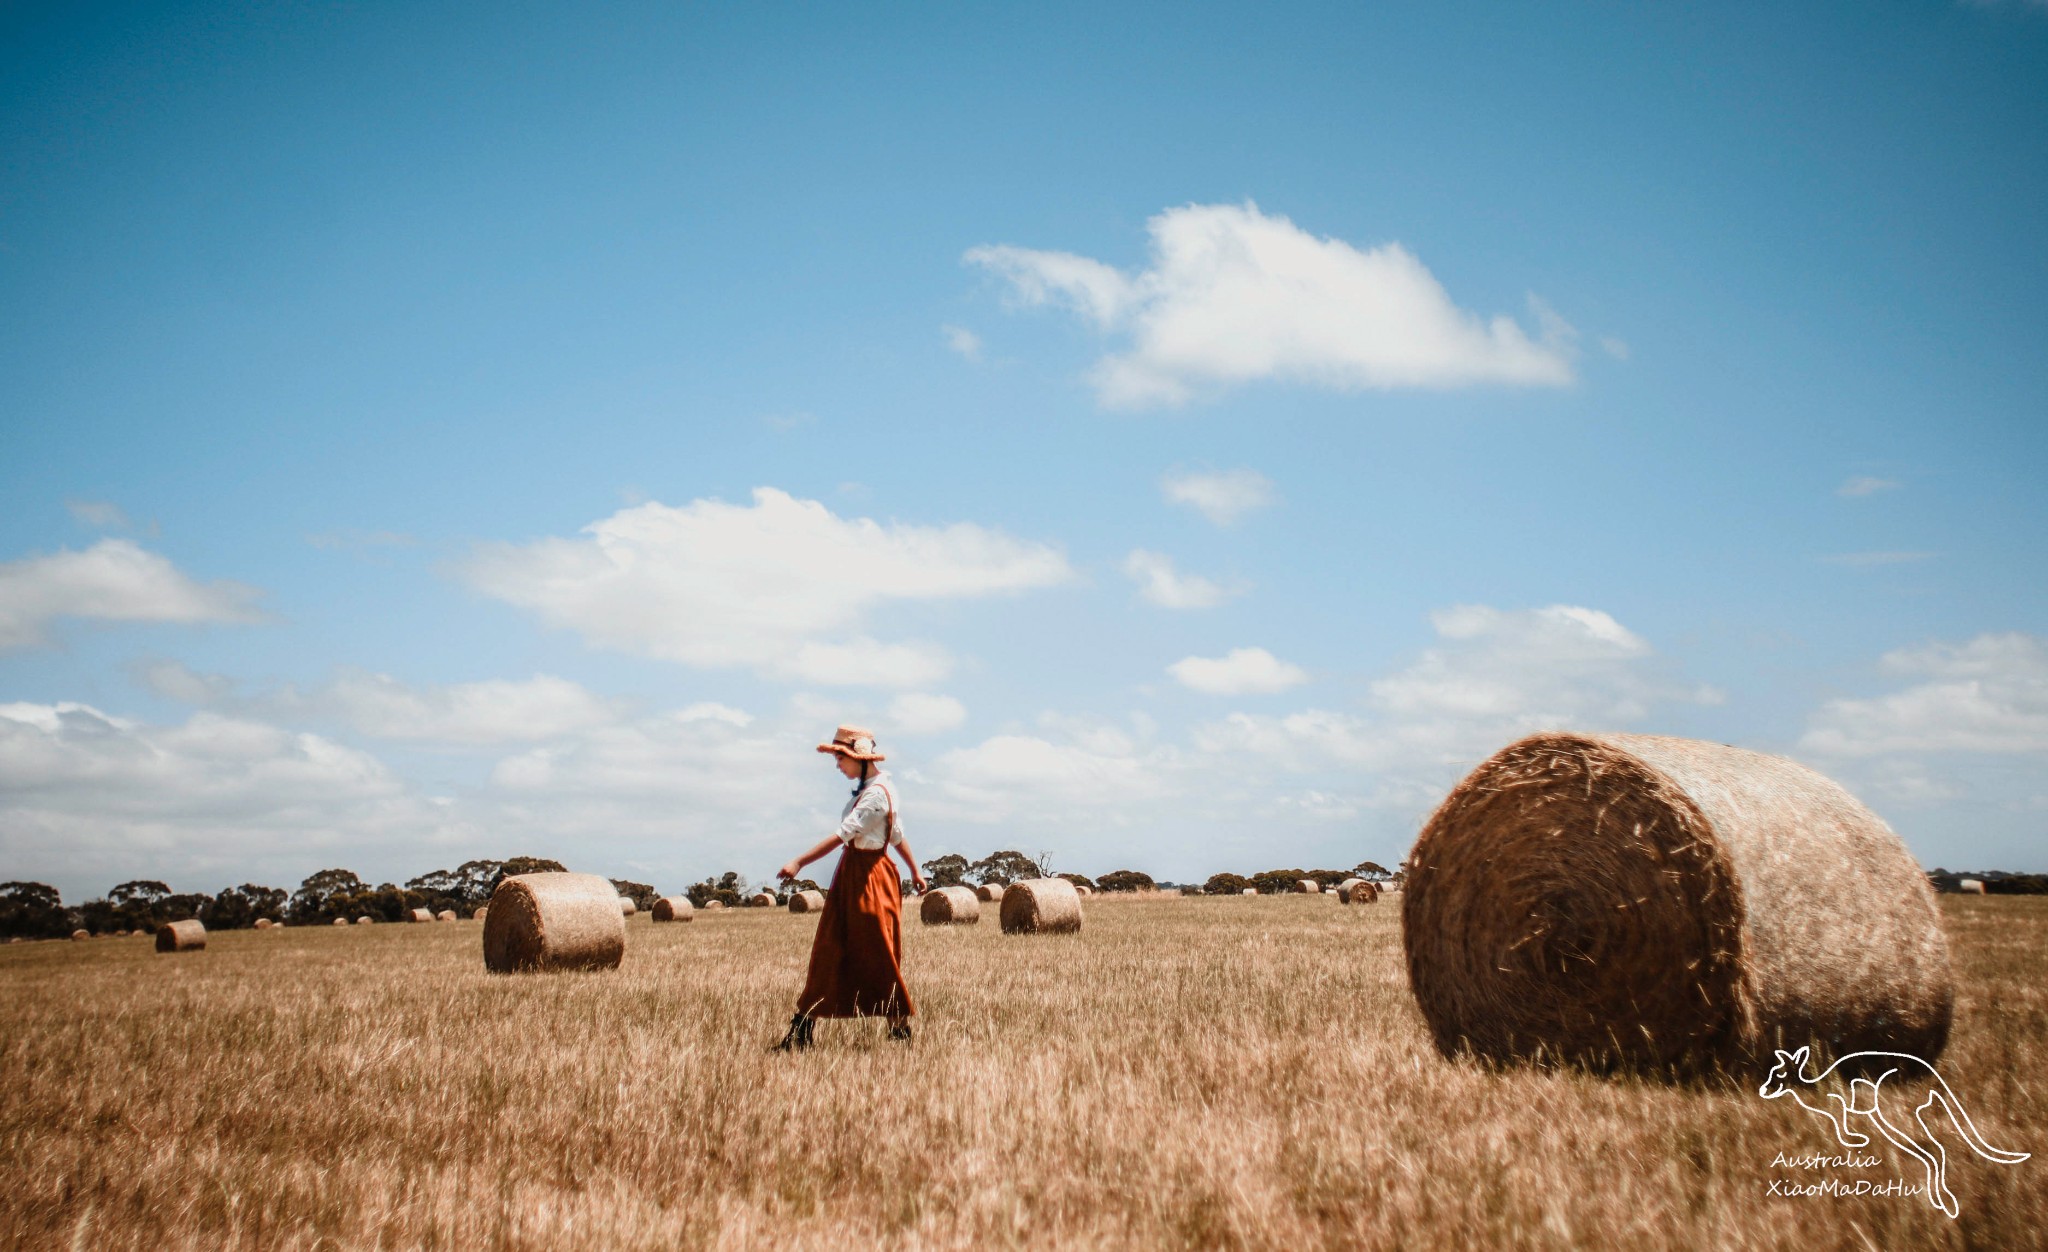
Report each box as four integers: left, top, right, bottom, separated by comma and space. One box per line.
747, 892, 775, 908
1404, 732, 1953, 1074
1959, 879, 1986, 895
355, 916, 374, 925
155, 919, 206, 953
1242, 887, 1257, 895
1000, 878, 1083, 935
703, 900, 727, 911
253, 918, 273, 930
436, 909, 456, 922
920, 886, 981, 925
1074, 884, 1094, 897
652, 896, 694, 922
482, 872, 626, 974
332, 917, 349, 927
788, 890, 826, 914
407, 907, 434, 923
1338, 878, 1380, 905
619, 896, 637, 916
474, 907, 487, 924
71, 929, 89, 941
975, 884, 1002, 902
1294, 879, 1320, 894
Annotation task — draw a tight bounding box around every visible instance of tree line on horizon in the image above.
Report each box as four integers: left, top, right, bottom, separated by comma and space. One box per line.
0, 850, 1416, 940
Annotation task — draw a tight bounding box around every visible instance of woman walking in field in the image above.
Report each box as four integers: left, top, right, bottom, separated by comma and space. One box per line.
773, 725, 928, 1050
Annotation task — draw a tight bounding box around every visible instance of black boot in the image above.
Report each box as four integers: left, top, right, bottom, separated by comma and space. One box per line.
887, 1021, 912, 1043
770, 1013, 815, 1052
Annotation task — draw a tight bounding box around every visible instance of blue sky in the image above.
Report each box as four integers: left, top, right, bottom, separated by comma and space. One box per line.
3, 1, 2044, 900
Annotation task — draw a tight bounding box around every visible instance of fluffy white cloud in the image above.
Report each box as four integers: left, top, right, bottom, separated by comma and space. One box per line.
1801, 633, 2048, 758
322, 671, 622, 744
889, 692, 968, 735
966, 201, 1575, 407
1169, 647, 1308, 695
925, 721, 1180, 824
1123, 550, 1233, 609
941, 324, 983, 361
1160, 468, 1275, 526
0, 539, 263, 649
459, 488, 1074, 687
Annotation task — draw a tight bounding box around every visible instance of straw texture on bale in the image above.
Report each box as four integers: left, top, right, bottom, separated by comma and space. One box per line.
1403, 732, 1953, 1074
919, 885, 982, 925
1000, 878, 1083, 935
407, 908, 434, 923
436, 910, 456, 922
788, 890, 827, 914
651, 896, 694, 923
1338, 878, 1380, 905
619, 897, 637, 916
1959, 879, 1986, 895
747, 892, 774, 908
481, 872, 626, 974
975, 884, 1002, 902
155, 919, 206, 953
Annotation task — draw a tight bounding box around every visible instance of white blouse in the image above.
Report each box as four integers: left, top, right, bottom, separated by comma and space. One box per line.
836, 771, 905, 851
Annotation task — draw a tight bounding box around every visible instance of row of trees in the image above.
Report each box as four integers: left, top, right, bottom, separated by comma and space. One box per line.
0, 852, 1407, 940
1927, 869, 2048, 894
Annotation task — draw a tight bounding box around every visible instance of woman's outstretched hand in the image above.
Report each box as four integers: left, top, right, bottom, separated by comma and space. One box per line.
777, 861, 801, 882
910, 872, 929, 894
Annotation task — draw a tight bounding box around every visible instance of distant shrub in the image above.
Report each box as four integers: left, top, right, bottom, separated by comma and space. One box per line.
1096, 870, 1155, 893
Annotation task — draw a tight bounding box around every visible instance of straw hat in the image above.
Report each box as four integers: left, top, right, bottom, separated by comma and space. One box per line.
817, 724, 885, 762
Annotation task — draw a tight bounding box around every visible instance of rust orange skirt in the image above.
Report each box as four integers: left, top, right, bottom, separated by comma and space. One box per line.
796, 845, 915, 1019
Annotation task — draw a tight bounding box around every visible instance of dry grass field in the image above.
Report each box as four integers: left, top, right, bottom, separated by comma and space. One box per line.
1, 894, 2041, 1250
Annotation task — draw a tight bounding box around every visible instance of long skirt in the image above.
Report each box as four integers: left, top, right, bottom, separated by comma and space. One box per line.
796, 845, 915, 1019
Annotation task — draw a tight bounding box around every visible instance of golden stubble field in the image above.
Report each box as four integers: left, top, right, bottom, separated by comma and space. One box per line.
1, 894, 2041, 1251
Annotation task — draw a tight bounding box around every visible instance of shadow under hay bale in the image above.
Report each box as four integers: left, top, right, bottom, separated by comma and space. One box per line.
920, 885, 981, 925
788, 890, 826, 914
652, 896, 693, 922
155, 919, 206, 953
1000, 878, 1082, 935
1403, 732, 1952, 1077
482, 872, 626, 974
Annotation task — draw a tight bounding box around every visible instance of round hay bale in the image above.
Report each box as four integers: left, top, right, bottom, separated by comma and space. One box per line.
155, 919, 206, 953
1242, 887, 1257, 895
920, 886, 981, 925
619, 896, 637, 916
332, 917, 349, 927
1075, 884, 1094, 897
747, 891, 774, 908
1404, 732, 1952, 1074
407, 907, 434, 923
703, 900, 726, 911
354, 915, 374, 925
1959, 879, 1986, 895
788, 890, 826, 914
70, 929, 89, 941
473, 907, 487, 924
436, 909, 456, 922
1338, 878, 1380, 905
975, 884, 1002, 902
1293, 879, 1320, 894
253, 918, 272, 930
1000, 878, 1083, 935
482, 872, 626, 974
652, 896, 694, 922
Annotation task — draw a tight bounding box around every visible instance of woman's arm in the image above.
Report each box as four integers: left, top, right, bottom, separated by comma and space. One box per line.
893, 839, 929, 894
778, 835, 843, 882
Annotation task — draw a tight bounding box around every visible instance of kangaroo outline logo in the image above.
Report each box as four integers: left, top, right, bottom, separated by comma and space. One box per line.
1758, 1046, 2029, 1219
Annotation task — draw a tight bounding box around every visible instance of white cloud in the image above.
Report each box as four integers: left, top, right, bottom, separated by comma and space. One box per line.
1836, 476, 1900, 498
1169, 647, 1309, 695
1122, 550, 1233, 609
322, 671, 622, 744
1159, 468, 1276, 526
1801, 633, 2048, 758
889, 692, 967, 735
926, 725, 1178, 823
966, 201, 1575, 407
66, 500, 130, 529
459, 488, 1074, 688
0, 539, 263, 650
941, 324, 983, 361
1820, 550, 1934, 567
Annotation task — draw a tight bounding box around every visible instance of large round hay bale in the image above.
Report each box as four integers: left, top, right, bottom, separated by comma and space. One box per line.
788, 890, 826, 914
920, 886, 981, 925
1293, 879, 1320, 894
1338, 878, 1380, 905
747, 891, 774, 908
619, 896, 637, 916
1404, 732, 1952, 1074
975, 884, 1002, 903
1000, 878, 1082, 935
436, 909, 456, 922
482, 872, 626, 974
652, 896, 694, 922
407, 907, 434, 923
155, 919, 206, 952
